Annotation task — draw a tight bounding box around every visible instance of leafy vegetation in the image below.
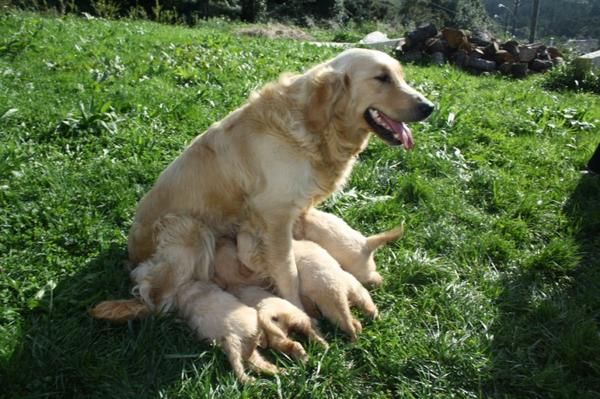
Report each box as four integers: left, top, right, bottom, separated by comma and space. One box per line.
1, 12, 599, 399
483, 0, 600, 40
6, 0, 493, 31
543, 63, 600, 94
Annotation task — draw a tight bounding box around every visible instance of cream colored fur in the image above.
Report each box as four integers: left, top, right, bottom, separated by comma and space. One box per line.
294, 209, 404, 287
129, 214, 215, 313
212, 237, 270, 291
176, 280, 278, 383
292, 240, 379, 341
126, 48, 432, 308
231, 285, 328, 361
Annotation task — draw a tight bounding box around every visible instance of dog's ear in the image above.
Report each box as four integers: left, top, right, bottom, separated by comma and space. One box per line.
304, 66, 350, 132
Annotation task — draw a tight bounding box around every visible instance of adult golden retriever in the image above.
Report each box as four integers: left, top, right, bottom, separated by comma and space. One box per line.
126, 48, 433, 310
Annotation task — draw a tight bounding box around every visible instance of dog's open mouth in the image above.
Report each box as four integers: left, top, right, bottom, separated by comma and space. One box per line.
364, 108, 414, 149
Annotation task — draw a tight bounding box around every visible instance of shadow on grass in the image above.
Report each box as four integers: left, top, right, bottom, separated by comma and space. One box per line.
485, 174, 600, 398
1, 245, 234, 399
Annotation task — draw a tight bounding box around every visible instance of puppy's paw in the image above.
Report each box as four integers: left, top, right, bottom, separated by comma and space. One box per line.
286, 340, 308, 362
365, 304, 379, 319
351, 319, 363, 339
238, 373, 255, 384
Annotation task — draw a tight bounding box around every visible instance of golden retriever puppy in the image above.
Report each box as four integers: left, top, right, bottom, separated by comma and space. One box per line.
239, 232, 378, 341
231, 285, 328, 362
127, 48, 434, 308
176, 280, 278, 383
292, 240, 379, 341
294, 209, 404, 287
91, 234, 269, 323
212, 237, 270, 290
128, 213, 215, 313
91, 214, 213, 320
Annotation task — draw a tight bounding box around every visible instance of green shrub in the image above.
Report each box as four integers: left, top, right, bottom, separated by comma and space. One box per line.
543, 63, 600, 94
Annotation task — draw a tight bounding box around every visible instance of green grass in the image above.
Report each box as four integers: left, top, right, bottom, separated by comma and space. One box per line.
1, 11, 599, 399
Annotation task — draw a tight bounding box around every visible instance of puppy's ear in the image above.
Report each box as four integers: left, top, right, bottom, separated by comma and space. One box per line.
366, 223, 404, 252
304, 66, 350, 132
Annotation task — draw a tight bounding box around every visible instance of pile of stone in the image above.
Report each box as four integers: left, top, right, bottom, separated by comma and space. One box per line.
395, 24, 564, 77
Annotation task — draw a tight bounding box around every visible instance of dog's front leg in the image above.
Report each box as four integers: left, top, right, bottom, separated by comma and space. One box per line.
239, 217, 303, 309
265, 226, 303, 309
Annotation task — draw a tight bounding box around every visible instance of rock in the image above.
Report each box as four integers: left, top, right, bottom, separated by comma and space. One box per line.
424, 37, 447, 54
530, 58, 553, 72
442, 28, 472, 51
484, 41, 500, 57
552, 56, 565, 66
502, 40, 520, 58
510, 63, 529, 78
499, 62, 513, 75
518, 44, 541, 63
401, 40, 423, 53
399, 49, 424, 63
406, 24, 438, 48
466, 55, 496, 71
469, 29, 493, 47
494, 50, 514, 64
360, 31, 389, 44
548, 47, 562, 59
393, 23, 559, 77
536, 48, 552, 62
430, 51, 446, 66
359, 31, 403, 50
471, 48, 485, 58
450, 50, 469, 68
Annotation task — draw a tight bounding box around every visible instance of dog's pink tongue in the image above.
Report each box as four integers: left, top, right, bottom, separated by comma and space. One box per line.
380, 114, 414, 150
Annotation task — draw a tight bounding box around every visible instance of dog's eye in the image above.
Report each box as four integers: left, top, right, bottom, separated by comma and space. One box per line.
375, 74, 391, 83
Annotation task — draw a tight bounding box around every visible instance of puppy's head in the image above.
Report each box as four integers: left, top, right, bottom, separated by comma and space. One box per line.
318, 48, 434, 149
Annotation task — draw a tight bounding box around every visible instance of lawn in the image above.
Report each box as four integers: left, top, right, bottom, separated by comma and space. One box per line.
0, 11, 599, 399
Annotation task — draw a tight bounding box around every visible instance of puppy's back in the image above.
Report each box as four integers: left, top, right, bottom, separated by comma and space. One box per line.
293, 240, 343, 288
176, 281, 258, 341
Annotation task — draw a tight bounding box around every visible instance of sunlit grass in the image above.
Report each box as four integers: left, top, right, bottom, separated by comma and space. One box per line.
1, 12, 599, 398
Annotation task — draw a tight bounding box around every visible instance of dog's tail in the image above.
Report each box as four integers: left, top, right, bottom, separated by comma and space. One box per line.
89, 298, 152, 323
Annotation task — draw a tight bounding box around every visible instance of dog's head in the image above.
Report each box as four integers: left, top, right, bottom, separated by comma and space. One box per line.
305, 48, 434, 150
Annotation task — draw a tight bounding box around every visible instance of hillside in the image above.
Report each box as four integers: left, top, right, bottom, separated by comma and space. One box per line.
1, 12, 599, 398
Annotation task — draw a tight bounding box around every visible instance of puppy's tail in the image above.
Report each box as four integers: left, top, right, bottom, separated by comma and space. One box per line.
366, 222, 405, 252
89, 298, 152, 323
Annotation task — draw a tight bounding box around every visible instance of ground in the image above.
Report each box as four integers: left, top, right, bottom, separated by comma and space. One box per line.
0, 12, 599, 399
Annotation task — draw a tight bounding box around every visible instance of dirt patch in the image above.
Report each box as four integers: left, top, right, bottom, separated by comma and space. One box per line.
235, 24, 315, 41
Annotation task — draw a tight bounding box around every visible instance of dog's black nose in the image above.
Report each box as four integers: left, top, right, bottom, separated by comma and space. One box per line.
418, 101, 435, 118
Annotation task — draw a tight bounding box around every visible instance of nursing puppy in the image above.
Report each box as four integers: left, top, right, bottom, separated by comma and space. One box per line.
294, 209, 404, 287
232, 285, 328, 362
292, 240, 379, 341
176, 280, 278, 383
91, 214, 213, 321
126, 48, 434, 308
91, 229, 266, 322
239, 231, 378, 341
212, 237, 270, 291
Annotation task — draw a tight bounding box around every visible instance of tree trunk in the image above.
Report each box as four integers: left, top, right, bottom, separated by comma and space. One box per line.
511, 0, 520, 36
529, 0, 540, 43
241, 0, 265, 22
